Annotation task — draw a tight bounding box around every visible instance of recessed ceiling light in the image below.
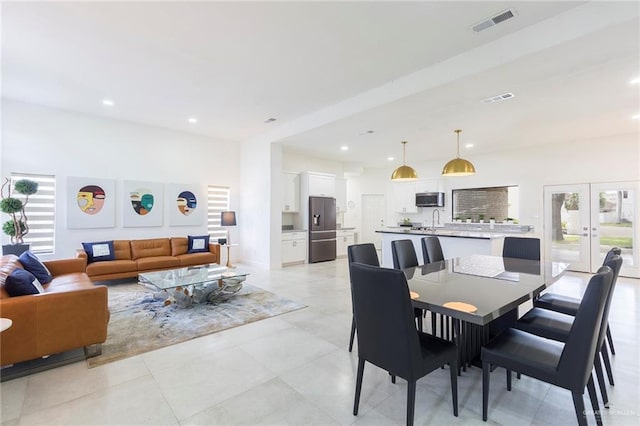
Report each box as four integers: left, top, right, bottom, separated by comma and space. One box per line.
632, 114, 640, 120
102, 99, 115, 106
465, 143, 474, 148
264, 118, 277, 123
387, 157, 394, 161
630, 77, 640, 85
341, 146, 349, 151
187, 117, 198, 123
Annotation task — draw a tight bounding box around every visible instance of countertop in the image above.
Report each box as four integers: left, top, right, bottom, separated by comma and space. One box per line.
376, 228, 519, 240
282, 229, 307, 233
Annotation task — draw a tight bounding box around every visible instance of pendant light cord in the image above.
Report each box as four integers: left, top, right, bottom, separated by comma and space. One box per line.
455, 129, 462, 158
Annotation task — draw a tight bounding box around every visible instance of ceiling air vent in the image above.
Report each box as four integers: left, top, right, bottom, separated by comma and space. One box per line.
481, 92, 515, 104
472, 9, 517, 32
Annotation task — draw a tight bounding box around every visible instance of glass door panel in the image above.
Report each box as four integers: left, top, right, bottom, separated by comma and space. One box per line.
591, 182, 639, 278
544, 184, 591, 272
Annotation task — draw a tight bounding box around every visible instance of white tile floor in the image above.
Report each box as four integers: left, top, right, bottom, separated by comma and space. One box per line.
1, 258, 639, 425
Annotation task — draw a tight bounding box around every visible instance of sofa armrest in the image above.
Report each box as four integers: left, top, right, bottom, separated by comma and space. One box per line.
208, 243, 221, 263
44, 256, 87, 276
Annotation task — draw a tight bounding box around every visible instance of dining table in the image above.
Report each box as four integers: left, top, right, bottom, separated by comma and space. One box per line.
404, 254, 569, 369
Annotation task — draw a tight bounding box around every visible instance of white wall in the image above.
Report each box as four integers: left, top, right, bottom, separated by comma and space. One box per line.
352, 134, 639, 242
1, 100, 241, 260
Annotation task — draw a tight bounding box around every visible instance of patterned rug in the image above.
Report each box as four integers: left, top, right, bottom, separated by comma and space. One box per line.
87, 281, 305, 368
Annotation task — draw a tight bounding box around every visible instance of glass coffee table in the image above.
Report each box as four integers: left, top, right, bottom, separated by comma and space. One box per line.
138, 264, 249, 307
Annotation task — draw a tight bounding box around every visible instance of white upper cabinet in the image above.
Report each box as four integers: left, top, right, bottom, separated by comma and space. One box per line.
282, 172, 300, 212
335, 177, 347, 212
415, 179, 444, 193
392, 181, 417, 213
302, 172, 336, 197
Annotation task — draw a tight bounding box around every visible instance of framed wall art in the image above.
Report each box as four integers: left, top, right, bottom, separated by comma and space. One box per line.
122, 180, 164, 227
166, 183, 204, 226
67, 177, 116, 229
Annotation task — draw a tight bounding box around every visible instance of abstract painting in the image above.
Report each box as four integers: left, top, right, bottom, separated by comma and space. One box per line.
167, 183, 204, 226
67, 177, 116, 229
122, 180, 163, 227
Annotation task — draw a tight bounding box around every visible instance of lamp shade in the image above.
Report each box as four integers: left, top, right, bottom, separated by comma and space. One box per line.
391, 140, 418, 181
391, 165, 419, 180
442, 129, 475, 177
442, 158, 476, 176
221, 211, 237, 226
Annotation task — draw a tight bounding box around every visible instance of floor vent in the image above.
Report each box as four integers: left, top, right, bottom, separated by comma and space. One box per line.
472, 9, 517, 32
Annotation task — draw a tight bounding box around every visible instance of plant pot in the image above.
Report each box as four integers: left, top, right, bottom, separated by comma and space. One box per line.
2, 243, 30, 256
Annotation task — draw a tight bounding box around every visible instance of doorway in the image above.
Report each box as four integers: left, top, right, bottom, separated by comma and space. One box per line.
361, 194, 385, 250
544, 181, 639, 277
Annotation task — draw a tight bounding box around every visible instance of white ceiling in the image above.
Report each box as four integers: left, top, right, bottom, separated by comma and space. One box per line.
2, 1, 639, 168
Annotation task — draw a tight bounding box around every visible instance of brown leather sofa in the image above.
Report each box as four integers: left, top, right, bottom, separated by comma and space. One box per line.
78, 237, 221, 282
0, 254, 109, 366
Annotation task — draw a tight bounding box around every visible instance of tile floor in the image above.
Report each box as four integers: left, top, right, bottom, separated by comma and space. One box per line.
1, 258, 638, 425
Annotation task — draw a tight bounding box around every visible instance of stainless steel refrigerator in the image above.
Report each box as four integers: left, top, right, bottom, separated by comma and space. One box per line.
308, 196, 337, 263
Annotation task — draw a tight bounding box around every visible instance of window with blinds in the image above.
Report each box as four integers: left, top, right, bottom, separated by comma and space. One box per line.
208, 185, 230, 241
9, 173, 56, 254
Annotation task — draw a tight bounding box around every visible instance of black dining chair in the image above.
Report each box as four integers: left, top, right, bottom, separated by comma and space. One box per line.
535, 247, 621, 359
421, 236, 444, 264
482, 266, 614, 426
502, 236, 541, 261
350, 262, 458, 426
391, 239, 425, 332
518, 254, 623, 408
347, 243, 380, 352
421, 236, 450, 339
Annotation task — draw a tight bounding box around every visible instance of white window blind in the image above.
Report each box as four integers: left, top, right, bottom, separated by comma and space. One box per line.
208, 185, 230, 241
10, 173, 56, 254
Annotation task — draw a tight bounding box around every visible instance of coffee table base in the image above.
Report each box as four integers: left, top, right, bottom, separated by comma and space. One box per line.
141, 276, 247, 308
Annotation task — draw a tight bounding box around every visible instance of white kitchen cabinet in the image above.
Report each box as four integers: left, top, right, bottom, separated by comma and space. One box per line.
415, 178, 443, 193
281, 231, 307, 265
303, 172, 336, 197
282, 172, 300, 212
336, 177, 347, 212
392, 181, 417, 214
336, 229, 355, 258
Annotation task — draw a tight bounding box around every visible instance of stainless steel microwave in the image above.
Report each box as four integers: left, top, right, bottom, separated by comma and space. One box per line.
415, 192, 445, 207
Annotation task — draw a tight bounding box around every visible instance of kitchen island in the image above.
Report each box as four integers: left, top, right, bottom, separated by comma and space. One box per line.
376, 228, 508, 268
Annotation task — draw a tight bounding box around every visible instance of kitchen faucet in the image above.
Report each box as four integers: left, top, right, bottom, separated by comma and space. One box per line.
430, 209, 440, 232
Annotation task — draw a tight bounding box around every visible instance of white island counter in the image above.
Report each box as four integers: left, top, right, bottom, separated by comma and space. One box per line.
376, 228, 509, 268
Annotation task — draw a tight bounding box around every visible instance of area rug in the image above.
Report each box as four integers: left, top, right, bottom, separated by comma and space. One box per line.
87, 282, 306, 368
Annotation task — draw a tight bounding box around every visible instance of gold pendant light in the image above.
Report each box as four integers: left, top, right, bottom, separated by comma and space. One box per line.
442, 129, 476, 176
391, 141, 418, 181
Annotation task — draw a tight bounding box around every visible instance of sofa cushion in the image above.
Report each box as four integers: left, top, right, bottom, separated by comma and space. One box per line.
170, 237, 188, 256
86, 260, 138, 277
45, 273, 94, 288
1, 255, 22, 289
19, 251, 53, 284
113, 240, 133, 260
176, 252, 218, 267
136, 256, 180, 271
188, 235, 210, 253
130, 238, 171, 260
82, 241, 116, 263
5, 269, 45, 297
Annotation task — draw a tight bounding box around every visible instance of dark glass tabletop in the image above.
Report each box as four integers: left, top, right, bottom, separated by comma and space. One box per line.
405, 255, 569, 325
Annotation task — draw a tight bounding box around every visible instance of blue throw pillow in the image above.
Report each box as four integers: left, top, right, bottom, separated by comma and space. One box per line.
18, 251, 53, 284
5, 269, 45, 297
187, 235, 210, 253
82, 241, 116, 263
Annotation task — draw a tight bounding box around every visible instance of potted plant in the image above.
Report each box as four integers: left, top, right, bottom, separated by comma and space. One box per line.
478, 214, 485, 223
1, 177, 38, 255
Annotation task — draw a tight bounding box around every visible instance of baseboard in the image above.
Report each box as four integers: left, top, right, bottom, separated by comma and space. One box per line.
0, 348, 86, 382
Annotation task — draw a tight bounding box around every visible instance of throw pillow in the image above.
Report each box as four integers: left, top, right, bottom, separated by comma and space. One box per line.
5, 269, 45, 297
187, 235, 210, 253
18, 251, 53, 284
82, 241, 116, 263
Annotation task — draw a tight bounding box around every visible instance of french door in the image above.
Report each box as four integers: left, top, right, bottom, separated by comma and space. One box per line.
544, 182, 639, 277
